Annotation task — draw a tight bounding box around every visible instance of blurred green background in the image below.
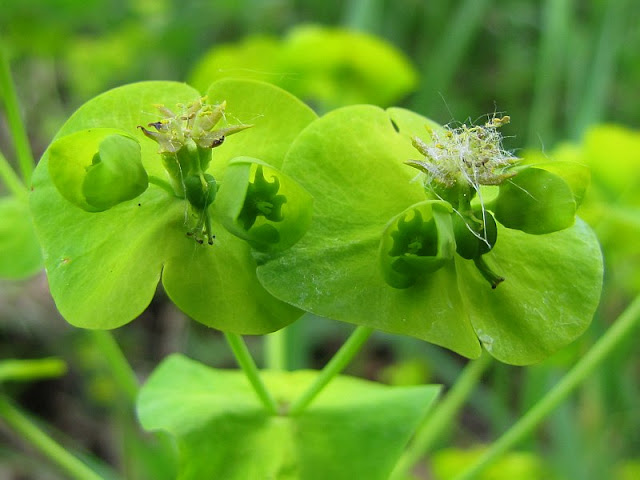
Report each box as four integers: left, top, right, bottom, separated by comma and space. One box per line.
1, 0, 639, 479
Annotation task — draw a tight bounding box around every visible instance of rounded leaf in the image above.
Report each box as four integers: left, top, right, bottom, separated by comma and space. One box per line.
456, 218, 602, 364
49, 128, 147, 212
494, 167, 576, 234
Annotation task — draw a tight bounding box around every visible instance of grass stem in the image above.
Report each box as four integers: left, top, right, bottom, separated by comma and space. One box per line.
0, 44, 35, 184
454, 295, 640, 480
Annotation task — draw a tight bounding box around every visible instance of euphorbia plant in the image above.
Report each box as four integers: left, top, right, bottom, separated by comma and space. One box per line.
5, 59, 636, 479
27, 78, 441, 479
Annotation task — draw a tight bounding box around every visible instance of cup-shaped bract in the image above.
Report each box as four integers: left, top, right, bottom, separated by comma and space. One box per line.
216, 157, 313, 253
48, 129, 148, 212
379, 201, 454, 288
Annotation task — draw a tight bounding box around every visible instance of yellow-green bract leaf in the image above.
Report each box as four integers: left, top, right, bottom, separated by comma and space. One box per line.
83, 134, 147, 210
534, 125, 640, 293
494, 167, 577, 234
456, 218, 602, 364
216, 157, 313, 253
0, 196, 42, 279
49, 129, 147, 212
138, 354, 440, 480
529, 161, 590, 207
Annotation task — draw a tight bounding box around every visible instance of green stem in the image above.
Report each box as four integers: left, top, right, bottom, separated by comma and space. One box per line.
89, 331, 177, 479
391, 351, 493, 479
0, 149, 27, 198
224, 332, 278, 415
571, 0, 628, 139
289, 326, 374, 415
0, 395, 108, 480
89, 331, 139, 405
342, 0, 383, 32
453, 295, 640, 480
0, 45, 35, 184
265, 328, 287, 371
0, 357, 67, 383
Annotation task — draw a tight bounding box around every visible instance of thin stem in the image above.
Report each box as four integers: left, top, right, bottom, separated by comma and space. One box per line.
391, 351, 493, 480
0, 149, 28, 198
224, 332, 278, 415
0, 395, 109, 480
289, 326, 374, 415
342, 0, 383, 32
89, 331, 177, 479
454, 295, 640, 480
265, 328, 287, 371
89, 331, 139, 405
0, 357, 67, 383
571, 0, 628, 139
0, 45, 35, 183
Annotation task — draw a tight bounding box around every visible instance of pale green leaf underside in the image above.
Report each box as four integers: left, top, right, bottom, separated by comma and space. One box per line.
30, 80, 315, 332
257, 105, 603, 364
138, 354, 440, 480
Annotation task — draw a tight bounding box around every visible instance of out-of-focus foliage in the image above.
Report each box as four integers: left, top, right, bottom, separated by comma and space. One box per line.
431, 447, 562, 480
189, 25, 418, 110
616, 460, 640, 480
3, 0, 640, 159
138, 354, 440, 480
